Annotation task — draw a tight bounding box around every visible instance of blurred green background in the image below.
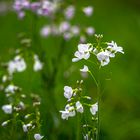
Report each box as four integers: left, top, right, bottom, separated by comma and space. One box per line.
0, 0, 140, 140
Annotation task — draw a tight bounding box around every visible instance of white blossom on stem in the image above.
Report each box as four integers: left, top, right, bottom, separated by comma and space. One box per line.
76, 101, 84, 113
34, 134, 44, 140
64, 86, 73, 99
2, 104, 12, 114
107, 41, 124, 57
97, 51, 110, 66
72, 44, 93, 62
90, 102, 98, 115
80, 65, 89, 72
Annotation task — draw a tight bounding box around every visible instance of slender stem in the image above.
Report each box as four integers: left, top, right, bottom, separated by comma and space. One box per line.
96, 67, 101, 140
88, 71, 99, 88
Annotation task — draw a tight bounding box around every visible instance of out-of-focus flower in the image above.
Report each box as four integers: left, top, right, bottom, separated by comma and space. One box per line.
71, 26, 80, 36
72, 44, 93, 62
64, 86, 73, 99
33, 55, 43, 71
34, 134, 44, 140
7, 55, 26, 74
80, 65, 89, 72
23, 123, 32, 132
2, 104, 12, 114
83, 6, 93, 16
97, 51, 110, 66
59, 21, 70, 33
40, 25, 51, 37
64, 5, 75, 19
86, 27, 95, 36
76, 101, 84, 113
5, 84, 18, 93
90, 102, 98, 115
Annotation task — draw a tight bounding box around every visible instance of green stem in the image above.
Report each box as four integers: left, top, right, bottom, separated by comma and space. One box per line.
76, 114, 80, 140
88, 71, 99, 88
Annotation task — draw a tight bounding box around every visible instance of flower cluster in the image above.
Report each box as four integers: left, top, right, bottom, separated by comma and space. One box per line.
72, 37, 124, 66
40, 5, 94, 41
1, 41, 44, 139
13, 0, 59, 18
60, 82, 98, 120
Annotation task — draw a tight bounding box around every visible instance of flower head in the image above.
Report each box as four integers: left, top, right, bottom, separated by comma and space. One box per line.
97, 51, 110, 66
72, 44, 93, 62
34, 134, 44, 140
33, 55, 43, 71
83, 6, 93, 16
76, 101, 84, 113
107, 41, 124, 57
80, 65, 89, 73
90, 102, 98, 115
2, 104, 12, 114
64, 86, 73, 99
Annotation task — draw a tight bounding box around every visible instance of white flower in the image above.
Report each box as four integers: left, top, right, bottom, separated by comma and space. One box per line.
8, 55, 26, 74
72, 44, 93, 62
90, 102, 98, 115
65, 105, 75, 117
76, 101, 84, 113
34, 134, 44, 140
5, 84, 18, 93
97, 51, 110, 66
64, 86, 73, 99
59, 110, 69, 120
33, 55, 43, 71
80, 65, 89, 72
60, 104, 76, 120
107, 41, 124, 57
23, 123, 32, 132
2, 104, 12, 114
83, 6, 93, 16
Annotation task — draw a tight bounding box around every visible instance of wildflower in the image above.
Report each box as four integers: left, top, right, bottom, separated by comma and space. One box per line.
5, 84, 18, 93
83, 6, 93, 16
23, 123, 32, 132
76, 101, 84, 113
7, 55, 26, 74
90, 102, 98, 115
37, 1, 57, 16
33, 55, 43, 71
34, 134, 44, 140
64, 5, 75, 19
2, 104, 12, 114
59, 110, 69, 120
59, 21, 70, 33
60, 104, 76, 120
80, 35, 86, 43
30, 2, 41, 11
97, 51, 110, 66
107, 41, 124, 57
72, 44, 93, 62
86, 27, 95, 36
71, 26, 80, 36
40, 25, 51, 37
64, 86, 73, 99
80, 65, 89, 72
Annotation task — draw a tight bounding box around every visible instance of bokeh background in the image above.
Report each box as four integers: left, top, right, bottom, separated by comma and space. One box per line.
0, 0, 140, 140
